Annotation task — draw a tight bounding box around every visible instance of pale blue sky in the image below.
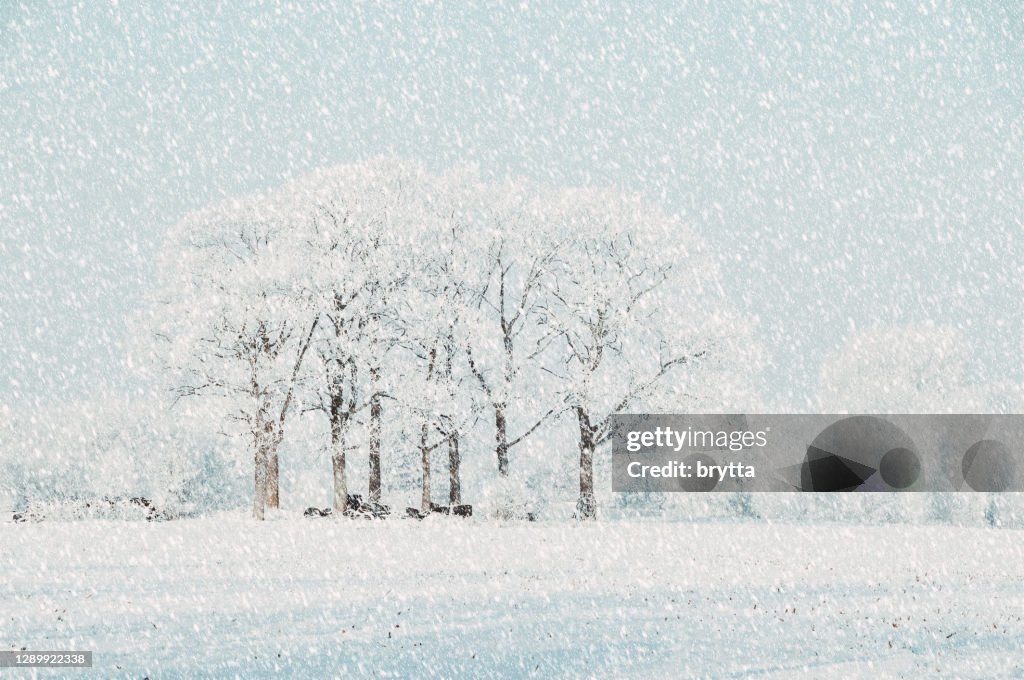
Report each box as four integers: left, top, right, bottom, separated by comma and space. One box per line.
2, 0, 1022, 407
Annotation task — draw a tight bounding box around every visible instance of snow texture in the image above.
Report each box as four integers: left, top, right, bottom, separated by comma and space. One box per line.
3, 517, 1023, 678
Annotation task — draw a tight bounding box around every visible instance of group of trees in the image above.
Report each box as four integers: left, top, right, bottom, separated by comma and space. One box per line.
144, 158, 754, 520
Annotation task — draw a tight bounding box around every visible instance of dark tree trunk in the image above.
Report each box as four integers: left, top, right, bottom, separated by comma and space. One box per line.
368, 367, 382, 503
266, 425, 286, 510
497, 321, 514, 475
448, 432, 461, 505
267, 452, 280, 508
330, 392, 348, 513
331, 439, 347, 513
495, 404, 509, 477
419, 345, 438, 513
253, 420, 274, 521
253, 445, 267, 521
419, 421, 431, 513
576, 406, 597, 520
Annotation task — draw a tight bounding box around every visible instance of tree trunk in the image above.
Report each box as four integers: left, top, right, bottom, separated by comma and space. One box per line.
253, 447, 267, 521
419, 345, 438, 513
265, 425, 286, 510
267, 452, 280, 508
263, 314, 318, 514
330, 393, 348, 513
253, 422, 273, 521
576, 406, 597, 520
368, 367, 382, 503
448, 432, 461, 505
331, 440, 348, 513
495, 404, 509, 477
497, 321, 514, 476
420, 421, 431, 513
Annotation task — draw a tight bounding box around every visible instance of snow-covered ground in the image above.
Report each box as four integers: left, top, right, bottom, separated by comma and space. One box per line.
3, 517, 1023, 678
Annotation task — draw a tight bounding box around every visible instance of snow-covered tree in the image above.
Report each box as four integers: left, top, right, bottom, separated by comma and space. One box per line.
817, 323, 991, 413
816, 324, 999, 524
147, 196, 316, 520
0, 388, 244, 519
287, 159, 428, 511
538, 188, 751, 519
453, 173, 564, 485
396, 197, 483, 513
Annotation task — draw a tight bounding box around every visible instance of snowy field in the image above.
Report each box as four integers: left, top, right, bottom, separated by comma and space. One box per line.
3, 518, 1024, 679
